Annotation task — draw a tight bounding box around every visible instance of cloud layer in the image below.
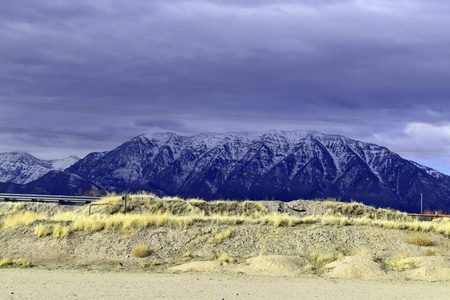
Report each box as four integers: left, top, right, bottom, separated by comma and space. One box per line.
0, 0, 449, 173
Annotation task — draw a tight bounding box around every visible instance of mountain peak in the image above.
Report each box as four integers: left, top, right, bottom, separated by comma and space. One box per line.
2, 131, 449, 212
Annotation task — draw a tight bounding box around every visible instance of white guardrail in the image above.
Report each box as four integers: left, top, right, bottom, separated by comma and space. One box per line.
0, 193, 101, 205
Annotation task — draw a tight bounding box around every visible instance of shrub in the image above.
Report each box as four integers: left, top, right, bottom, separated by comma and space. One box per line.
131, 244, 150, 258
34, 224, 52, 238
0, 258, 33, 268
217, 252, 236, 263
3, 212, 42, 228
384, 252, 413, 271
406, 233, 433, 246
52, 224, 70, 238
215, 229, 232, 242
308, 252, 336, 263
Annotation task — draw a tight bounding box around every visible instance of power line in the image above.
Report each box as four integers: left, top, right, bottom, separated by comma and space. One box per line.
0, 99, 449, 158
1, 126, 450, 157
1, 99, 449, 127
0, 126, 132, 142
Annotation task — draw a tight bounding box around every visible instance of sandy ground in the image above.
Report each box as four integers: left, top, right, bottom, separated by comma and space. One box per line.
1, 269, 449, 300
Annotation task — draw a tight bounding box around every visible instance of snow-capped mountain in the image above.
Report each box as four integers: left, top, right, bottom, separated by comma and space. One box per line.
0, 152, 80, 184
1, 130, 449, 211
49, 155, 80, 171
64, 130, 450, 212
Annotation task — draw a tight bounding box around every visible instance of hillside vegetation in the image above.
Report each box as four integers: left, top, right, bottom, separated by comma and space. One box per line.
0, 194, 449, 281
1, 194, 448, 236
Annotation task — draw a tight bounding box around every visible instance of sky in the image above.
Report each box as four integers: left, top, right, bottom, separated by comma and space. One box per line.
0, 0, 450, 174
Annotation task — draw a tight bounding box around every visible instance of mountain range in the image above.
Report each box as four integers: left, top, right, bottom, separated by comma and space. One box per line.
1, 130, 449, 212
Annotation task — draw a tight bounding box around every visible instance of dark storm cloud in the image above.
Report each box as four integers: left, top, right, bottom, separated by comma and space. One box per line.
1, 0, 448, 109
1, 0, 450, 171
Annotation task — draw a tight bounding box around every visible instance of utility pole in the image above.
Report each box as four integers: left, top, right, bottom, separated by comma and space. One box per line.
122, 195, 128, 214
420, 193, 423, 214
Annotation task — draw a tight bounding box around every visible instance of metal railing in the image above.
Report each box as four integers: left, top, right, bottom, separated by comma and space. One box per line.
0, 193, 101, 205
407, 213, 450, 221
88, 196, 129, 215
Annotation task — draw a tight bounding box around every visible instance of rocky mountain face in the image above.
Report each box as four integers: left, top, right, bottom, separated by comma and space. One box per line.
0, 152, 79, 184
0, 171, 98, 196
1, 131, 449, 212
65, 131, 450, 212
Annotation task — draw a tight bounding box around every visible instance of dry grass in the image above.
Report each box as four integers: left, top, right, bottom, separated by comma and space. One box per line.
131, 244, 150, 258
2, 212, 42, 228
303, 264, 316, 271
34, 224, 52, 238
320, 215, 351, 226
323, 201, 409, 221
52, 224, 70, 238
308, 252, 336, 264
214, 229, 232, 242
217, 252, 237, 263
406, 233, 433, 246
0, 258, 33, 268
1, 196, 449, 239
385, 252, 414, 271
94, 194, 269, 217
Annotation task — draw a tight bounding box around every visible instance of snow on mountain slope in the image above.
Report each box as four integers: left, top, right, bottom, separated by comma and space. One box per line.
49, 155, 80, 171
3, 130, 449, 212
65, 130, 450, 211
0, 152, 80, 184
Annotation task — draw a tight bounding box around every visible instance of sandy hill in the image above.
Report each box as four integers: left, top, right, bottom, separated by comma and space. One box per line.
0, 194, 449, 282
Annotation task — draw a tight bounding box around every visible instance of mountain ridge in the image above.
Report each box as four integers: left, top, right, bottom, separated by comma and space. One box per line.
65, 130, 450, 212
0, 152, 80, 184
1, 130, 449, 212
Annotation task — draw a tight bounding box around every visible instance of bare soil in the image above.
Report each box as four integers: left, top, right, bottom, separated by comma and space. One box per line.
1, 268, 450, 300
0, 200, 449, 295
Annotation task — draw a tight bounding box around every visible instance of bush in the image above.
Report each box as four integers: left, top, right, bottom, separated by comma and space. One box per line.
131, 244, 150, 258
0, 258, 33, 268
406, 233, 432, 246
308, 252, 336, 263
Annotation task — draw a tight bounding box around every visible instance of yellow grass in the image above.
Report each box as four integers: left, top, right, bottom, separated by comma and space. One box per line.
308, 252, 336, 264
1, 197, 449, 238
406, 233, 433, 246
2, 212, 42, 228
215, 229, 232, 242
34, 224, 52, 237
217, 252, 237, 263
131, 244, 150, 258
0, 258, 33, 268
385, 252, 414, 271
320, 215, 351, 226
52, 224, 70, 238
323, 201, 409, 221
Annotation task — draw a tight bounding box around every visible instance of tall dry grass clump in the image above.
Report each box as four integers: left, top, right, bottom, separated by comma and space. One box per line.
2, 212, 42, 228
308, 252, 336, 264
92, 193, 269, 217
1, 197, 449, 238
131, 244, 150, 258
406, 233, 433, 246
0, 258, 33, 268
52, 224, 70, 238
323, 201, 409, 221
384, 252, 414, 271
214, 229, 232, 242
217, 252, 237, 263
34, 224, 52, 237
